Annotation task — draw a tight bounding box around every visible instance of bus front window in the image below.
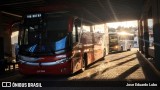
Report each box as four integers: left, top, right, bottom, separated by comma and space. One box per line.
19, 16, 71, 56
109, 35, 118, 46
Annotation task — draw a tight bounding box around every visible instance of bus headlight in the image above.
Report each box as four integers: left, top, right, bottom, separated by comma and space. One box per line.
59, 57, 69, 64
115, 45, 118, 49
40, 57, 70, 66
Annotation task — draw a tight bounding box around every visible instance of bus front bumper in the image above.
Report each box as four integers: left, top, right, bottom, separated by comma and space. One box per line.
18, 59, 72, 75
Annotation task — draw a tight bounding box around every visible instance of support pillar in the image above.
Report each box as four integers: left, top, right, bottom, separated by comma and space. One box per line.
152, 0, 160, 70
138, 20, 142, 52
90, 25, 95, 60
140, 20, 144, 54
0, 37, 5, 73
0, 13, 5, 73
90, 26, 95, 44
143, 17, 149, 58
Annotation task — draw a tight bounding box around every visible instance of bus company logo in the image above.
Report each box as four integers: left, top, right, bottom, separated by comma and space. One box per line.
2, 82, 11, 87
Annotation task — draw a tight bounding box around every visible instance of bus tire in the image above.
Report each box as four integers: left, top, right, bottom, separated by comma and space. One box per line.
103, 48, 106, 59
128, 45, 131, 51
81, 53, 87, 72
121, 46, 123, 51
128, 48, 131, 51
129, 45, 132, 51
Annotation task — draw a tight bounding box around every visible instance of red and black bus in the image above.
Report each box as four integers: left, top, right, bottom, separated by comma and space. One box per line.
17, 12, 107, 75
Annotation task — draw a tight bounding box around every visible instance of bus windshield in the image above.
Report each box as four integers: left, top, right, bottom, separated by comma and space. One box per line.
109, 34, 118, 46
19, 16, 71, 56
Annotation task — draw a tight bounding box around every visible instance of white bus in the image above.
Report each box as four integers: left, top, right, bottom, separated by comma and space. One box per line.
109, 32, 134, 53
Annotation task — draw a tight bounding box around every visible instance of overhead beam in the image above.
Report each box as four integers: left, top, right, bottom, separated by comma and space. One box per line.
1, 11, 22, 18
140, 0, 152, 20
0, 0, 43, 6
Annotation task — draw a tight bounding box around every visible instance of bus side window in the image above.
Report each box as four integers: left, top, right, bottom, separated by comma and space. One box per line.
72, 24, 79, 43
72, 26, 76, 43
23, 29, 28, 45
72, 18, 81, 44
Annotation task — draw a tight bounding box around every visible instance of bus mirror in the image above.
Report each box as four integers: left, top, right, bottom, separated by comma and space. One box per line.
74, 18, 81, 27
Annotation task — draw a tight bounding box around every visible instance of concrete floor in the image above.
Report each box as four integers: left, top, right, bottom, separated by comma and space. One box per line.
0, 48, 159, 88
68, 48, 145, 81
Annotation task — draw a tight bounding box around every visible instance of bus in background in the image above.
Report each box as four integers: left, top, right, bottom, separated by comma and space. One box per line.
17, 12, 107, 75
133, 35, 139, 48
109, 32, 134, 53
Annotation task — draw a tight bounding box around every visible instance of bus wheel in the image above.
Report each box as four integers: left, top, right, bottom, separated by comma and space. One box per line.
81, 54, 87, 72
121, 46, 123, 51
129, 45, 131, 51
127, 45, 131, 51
103, 49, 106, 59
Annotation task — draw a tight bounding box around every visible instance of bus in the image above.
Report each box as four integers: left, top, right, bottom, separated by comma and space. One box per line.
17, 12, 107, 75
109, 32, 134, 53
133, 35, 139, 48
